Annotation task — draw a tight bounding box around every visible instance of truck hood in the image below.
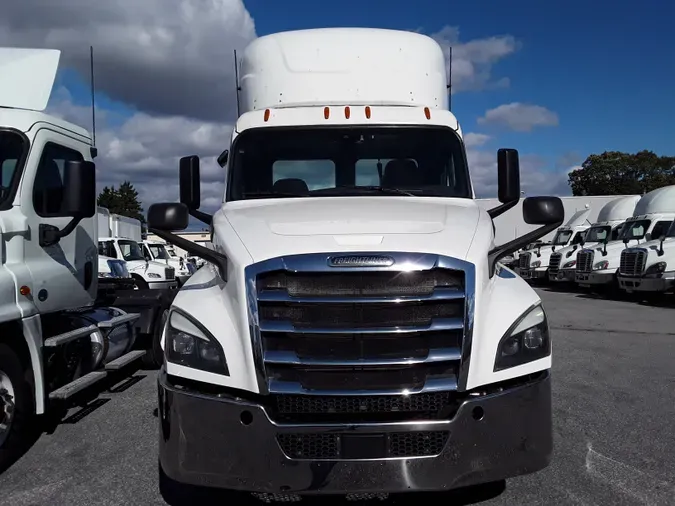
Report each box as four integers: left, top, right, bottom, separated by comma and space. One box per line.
223, 197, 481, 262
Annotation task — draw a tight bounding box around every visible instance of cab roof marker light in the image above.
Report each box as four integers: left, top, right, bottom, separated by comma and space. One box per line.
365, 106, 371, 119
324, 106, 330, 119
344, 106, 350, 119
424, 107, 431, 120
264, 109, 270, 122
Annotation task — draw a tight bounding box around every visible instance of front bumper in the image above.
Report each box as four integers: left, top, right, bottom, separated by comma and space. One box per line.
617, 273, 675, 293
575, 270, 614, 286
520, 267, 548, 280
549, 268, 576, 283
158, 370, 552, 495
148, 279, 178, 290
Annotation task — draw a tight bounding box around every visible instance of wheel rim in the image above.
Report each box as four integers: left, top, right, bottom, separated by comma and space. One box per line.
0, 370, 15, 447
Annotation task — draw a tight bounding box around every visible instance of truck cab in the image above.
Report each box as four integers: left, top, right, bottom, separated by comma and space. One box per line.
518, 208, 592, 281
141, 240, 192, 286
97, 236, 177, 290
146, 28, 564, 500
576, 186, 675, 290
548, 195, 640, 283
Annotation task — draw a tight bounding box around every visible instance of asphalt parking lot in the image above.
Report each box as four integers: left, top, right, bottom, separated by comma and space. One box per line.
1, 288, 674, 506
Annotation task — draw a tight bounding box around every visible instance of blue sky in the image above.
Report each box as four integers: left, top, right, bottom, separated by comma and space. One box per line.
50, 0, 673, 200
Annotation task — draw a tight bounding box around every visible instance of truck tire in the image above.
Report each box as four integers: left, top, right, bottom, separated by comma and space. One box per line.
133, 275, 149, 290
142, 308, 169, 369
0, 343, 36, 473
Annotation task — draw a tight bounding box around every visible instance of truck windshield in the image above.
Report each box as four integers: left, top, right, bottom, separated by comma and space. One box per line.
227, 126, 471, 201
149, 244, 170, 260
551, 230, 572, 245
118, 240, 146, 261
667, 221, 675, 239
0, 131, 26, 208
619, 220, 650, 240
584, 226, 611, 243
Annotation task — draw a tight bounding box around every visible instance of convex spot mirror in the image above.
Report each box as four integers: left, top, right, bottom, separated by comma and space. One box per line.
522, 196, 564, 226
148, 202, 190, 231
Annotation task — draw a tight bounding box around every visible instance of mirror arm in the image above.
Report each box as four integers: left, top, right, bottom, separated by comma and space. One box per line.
488, 220, 563, 277
149, 228, 227, 282
38, 217, 83, 247
487, 199, 518, 220
189, 209, 213, 225
658, 236, 665, 256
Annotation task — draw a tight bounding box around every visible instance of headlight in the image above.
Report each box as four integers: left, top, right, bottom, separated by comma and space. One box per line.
165, 310, 228, 375
563, 260, 576, 268
531, 260, 541, 268
147, 273, 161, 279
593, 260, 609, 270
494, 304, 550, 372
644, 262, 667, 278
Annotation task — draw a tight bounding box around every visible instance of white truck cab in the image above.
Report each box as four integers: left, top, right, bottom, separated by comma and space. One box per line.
145, 28, 565, 501
548, 195, 640, 283
0, 47, 181, 469
617, 186, 675, 296
576, 186, 675, 290
97, 236, 176, 290
141, 240, 192, 286
98, 254, 131, 280
518, 207, 592, 281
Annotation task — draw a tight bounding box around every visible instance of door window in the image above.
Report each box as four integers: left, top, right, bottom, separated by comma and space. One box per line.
33, 142, 84, 217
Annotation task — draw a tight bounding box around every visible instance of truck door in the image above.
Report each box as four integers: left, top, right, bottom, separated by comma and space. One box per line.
20, 130, 96, 312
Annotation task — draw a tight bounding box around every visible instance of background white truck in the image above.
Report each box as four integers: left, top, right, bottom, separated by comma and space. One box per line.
141, 239, 193, 286
575, 185, 675, 292
0, 47, 175, 471
147, 27, 565, 501
97, 207, 177, 290
517, 207, 593, 281
547, 195, 640, 283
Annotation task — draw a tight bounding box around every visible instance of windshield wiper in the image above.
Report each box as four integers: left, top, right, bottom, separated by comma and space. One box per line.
314, 186, 417, 197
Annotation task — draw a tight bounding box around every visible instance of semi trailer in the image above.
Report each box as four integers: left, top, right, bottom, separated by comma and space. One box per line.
149, 28, 564, 500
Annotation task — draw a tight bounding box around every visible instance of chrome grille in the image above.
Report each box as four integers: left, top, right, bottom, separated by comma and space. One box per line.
245, 253, 474, 411
619, 250, 647, 277
549, 253, 562, 274
165, 267, 175, 280
577, 250, 594, 273
519, 252, 531, 270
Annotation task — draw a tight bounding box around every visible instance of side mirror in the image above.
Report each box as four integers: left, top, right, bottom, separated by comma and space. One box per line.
179, 155, 213, 225
497, 148, 521, 204
179, 155, 201, 210
63, 160, 96, 218
39, 160, 96, 247
217, 149, 229, 168
645, 233, 652, 241
522, 196, 565, 225
148, 202, 190, 231
487, 149, 521, 219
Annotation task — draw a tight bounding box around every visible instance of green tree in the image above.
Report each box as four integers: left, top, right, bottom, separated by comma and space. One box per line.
568, 150, 675, 196
97, 181, 146, 225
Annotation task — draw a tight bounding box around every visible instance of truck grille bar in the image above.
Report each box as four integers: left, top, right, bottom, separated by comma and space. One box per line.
245, 253, 475, 400
548, 253, 562, 275
619, 249, 647, 277
519, 252, 531, 270
576, 250, 594, 273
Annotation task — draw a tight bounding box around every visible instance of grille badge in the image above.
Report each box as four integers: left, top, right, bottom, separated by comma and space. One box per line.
327, 255, 395, 268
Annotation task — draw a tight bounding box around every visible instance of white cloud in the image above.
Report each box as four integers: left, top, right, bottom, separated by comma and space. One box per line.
464, 132, 491, 148
477, 102, 559, 132
429, 26, 520, 92
0, 0, 256, 121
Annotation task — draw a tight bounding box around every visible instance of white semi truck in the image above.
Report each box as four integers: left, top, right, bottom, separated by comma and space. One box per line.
97, 207, 178, 290
547, 195, 640, 283
518, 207, 592, 281
617, 189, 675, 298
0, 47, 176, 470
575, 185, 675, 291
141, 239, 193, 286
148, 28, 564, 501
